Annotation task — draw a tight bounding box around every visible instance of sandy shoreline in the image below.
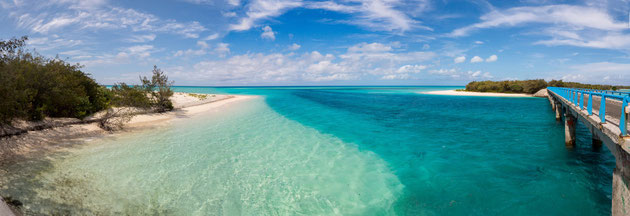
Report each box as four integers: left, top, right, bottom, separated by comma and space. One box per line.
0, 93, 256, 214
420, 90, 533, 97
0, 93, 256, 158
124, 94, 256, 128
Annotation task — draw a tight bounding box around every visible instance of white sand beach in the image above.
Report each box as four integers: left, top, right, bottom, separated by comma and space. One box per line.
420, 90, 534, 97
0, 93, 255, 176
0, 93, 257, 214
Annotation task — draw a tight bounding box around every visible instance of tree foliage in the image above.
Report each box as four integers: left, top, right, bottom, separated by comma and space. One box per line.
141, 65, 174, 112
547, 80, 629, 91
110, 83, 151, 108
0, 37, 176, 129
0, 36, 111, 122
466, 79, 630, 94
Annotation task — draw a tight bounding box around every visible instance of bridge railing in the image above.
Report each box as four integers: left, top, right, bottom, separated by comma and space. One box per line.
548, 87, 629, 136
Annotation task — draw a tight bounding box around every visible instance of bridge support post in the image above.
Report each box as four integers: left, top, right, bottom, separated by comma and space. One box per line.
591, 132, 602, 149
612, 147, 630, 216
564, 108, 576, 147
555, 102, 561, 121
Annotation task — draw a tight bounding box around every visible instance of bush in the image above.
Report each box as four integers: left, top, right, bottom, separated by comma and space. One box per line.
1, 36, 178, 130
0, 37, 110, 122
110, 83, 151, 108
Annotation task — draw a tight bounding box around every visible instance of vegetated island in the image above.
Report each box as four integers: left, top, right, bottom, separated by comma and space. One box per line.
0, 37, 252, 214
423, 79, 630, 97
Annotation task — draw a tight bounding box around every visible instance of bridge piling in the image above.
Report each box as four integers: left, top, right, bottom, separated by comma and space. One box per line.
612, 148, 630, 216
564, 108, 576, 147
592, 132, 603, 149
555, 102, 561, 121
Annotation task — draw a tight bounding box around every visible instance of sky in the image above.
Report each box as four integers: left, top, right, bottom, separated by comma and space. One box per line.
1, 0, 629, 86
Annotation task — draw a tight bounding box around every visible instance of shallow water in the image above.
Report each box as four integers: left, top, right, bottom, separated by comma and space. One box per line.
0, 86, 615, 215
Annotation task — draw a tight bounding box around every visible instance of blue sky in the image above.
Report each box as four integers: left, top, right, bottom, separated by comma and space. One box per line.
1, 0, 629, 86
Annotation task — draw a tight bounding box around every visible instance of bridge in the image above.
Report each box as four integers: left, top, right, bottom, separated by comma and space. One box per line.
546, 87, 629, 216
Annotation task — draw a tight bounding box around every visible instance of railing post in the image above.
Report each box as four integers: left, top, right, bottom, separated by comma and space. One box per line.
600, 95, 606, 123
588, 93, 593, 115
622, 97, 628, 136
578, 91, 582, 109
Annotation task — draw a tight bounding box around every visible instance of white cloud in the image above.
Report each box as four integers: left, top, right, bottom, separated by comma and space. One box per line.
381, 74, 410, 80
8, 2, 207, 38
126, 34, 156, 43
229, 0, 302, 31
474, 41, 484, 44
470, 56, 483, 63
182, 0, 239, 7
214, 43, 230, 57
429, 68, 492, 79
347, 42, 393, 53
53, 0, 107, 9
449, 4, 630, 51
558, 62, 630, 85
429, 68, 457, 75
169, 42, 437, 84
289, 43, 301, 50
183, 51, 352, 84
450, 5, 626, 37
534, 32, 630, 50
485, 55, 497, 62
203, 33, 219, 40
174, 49, 206, 57
181, 0, 213, 5
227, 0, 239, 6
305, 0, 431, 32
467, 70, 493, 79
454, 56, 466, 63
222, 11, 237, 17
26, 36, 83, 51
80, 44, 158, 66
261, 25, 275, 40
197, 41, 209, 49
124, 45, 155, 58
395, 64, 426, 74
173, 40, 214, 57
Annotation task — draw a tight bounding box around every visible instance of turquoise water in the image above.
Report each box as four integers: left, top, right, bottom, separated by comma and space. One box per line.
1, 86, 615, 215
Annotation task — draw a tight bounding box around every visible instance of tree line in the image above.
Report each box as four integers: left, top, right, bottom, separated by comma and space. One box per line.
465, 79, 630, 94
0, 36, 173, 130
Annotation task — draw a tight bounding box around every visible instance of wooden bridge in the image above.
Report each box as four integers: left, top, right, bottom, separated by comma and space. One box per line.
547, 87, 629, 216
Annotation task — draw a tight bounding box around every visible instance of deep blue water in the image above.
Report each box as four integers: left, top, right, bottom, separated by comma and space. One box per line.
169, 86, 615, 215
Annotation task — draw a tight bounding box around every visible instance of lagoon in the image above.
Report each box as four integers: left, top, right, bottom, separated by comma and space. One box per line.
0, 86, 615, 215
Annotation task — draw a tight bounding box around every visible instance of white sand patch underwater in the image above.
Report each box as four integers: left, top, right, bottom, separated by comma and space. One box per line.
7, 97, 403, 215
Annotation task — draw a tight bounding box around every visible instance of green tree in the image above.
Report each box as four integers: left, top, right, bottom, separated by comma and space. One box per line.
0, 36, 111, 123
141, 65, 174, 112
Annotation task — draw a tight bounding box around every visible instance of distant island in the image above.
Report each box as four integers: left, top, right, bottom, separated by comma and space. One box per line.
464, 79, 630, 94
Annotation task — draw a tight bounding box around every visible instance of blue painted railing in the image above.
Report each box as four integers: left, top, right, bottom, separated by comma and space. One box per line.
548, 87, 629, 136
